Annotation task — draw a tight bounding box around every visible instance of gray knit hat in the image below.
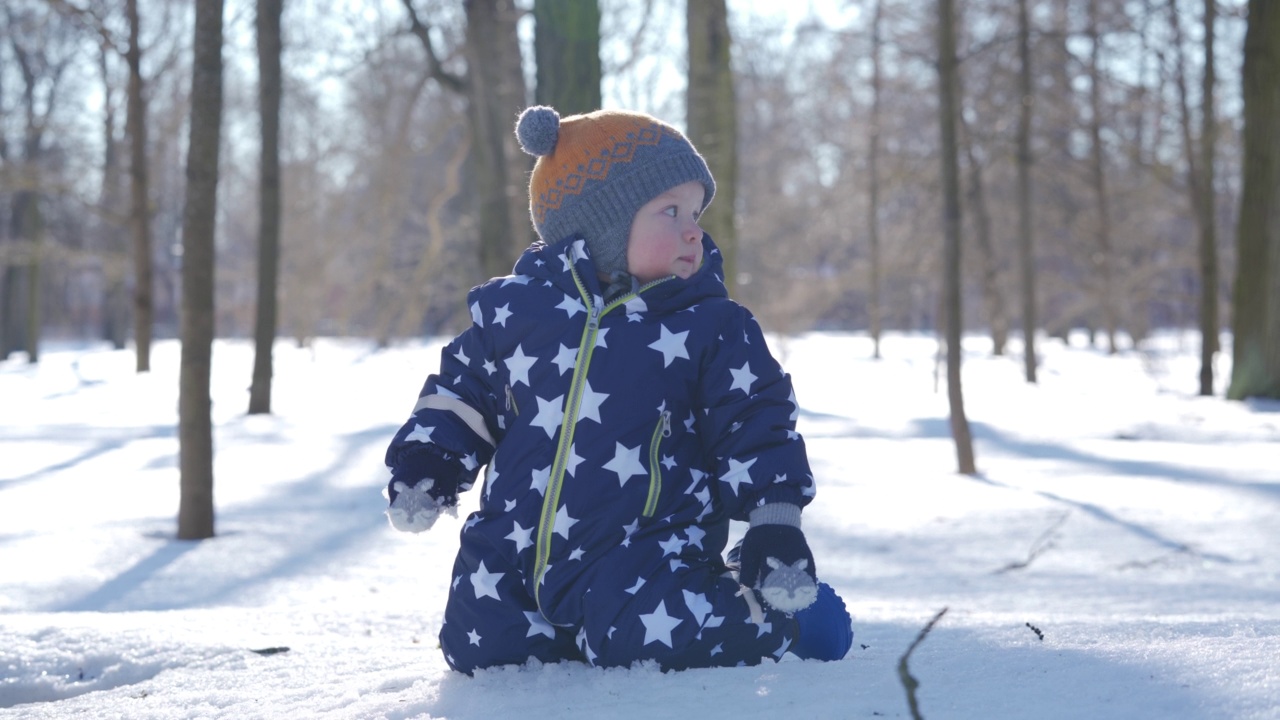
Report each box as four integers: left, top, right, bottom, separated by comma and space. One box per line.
515, 106, 716, 277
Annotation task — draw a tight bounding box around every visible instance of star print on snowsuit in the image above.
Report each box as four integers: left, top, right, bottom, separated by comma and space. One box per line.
385, 233, 818, 673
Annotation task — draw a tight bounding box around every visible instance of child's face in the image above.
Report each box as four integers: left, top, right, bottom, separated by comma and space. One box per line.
626, 180, 706, 283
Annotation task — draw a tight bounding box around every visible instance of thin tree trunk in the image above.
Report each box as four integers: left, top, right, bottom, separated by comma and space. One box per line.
959, 107, 1007, 356
249, 0, 283, 415
937, 0, 976, 475
1197, 0, 1219, 396
1016, 0, 1038, 382
1086, 0, 1119, 354
177, 0, 224, 541
867, 0, 884, 360
686, 0, 738, 296
126, 0, 153, 373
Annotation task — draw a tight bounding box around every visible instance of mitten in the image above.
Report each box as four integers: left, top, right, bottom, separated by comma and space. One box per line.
736, 503, 818, 613
385, 448, 465, 533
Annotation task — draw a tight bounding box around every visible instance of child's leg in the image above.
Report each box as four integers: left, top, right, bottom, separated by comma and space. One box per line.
581, 560, 795, 670
438, 547, 581, 674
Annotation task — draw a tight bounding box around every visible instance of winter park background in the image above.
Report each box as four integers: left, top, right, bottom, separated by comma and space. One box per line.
1, 331, 1278, 719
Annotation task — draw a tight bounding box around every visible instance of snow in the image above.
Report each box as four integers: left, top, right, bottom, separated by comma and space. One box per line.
2, 331, 1278, 719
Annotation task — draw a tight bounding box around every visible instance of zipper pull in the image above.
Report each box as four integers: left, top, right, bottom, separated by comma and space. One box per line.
660, 410, 672, 438
505, 384, 519, 415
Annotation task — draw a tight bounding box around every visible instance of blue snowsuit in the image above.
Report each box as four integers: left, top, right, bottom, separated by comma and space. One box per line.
385, 233, 817, 672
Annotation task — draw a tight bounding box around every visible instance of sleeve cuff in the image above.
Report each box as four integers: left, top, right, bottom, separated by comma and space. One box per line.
748, 502, 802, 528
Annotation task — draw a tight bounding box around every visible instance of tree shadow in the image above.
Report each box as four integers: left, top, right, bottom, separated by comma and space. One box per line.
46, 423, 401, 613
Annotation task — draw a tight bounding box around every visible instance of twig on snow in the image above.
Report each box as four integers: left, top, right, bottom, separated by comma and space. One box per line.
898, 607, 948, 720
995, 511, 1070, 574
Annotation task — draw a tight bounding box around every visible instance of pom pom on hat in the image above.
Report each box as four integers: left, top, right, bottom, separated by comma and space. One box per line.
515, 105, 716, 277
516, 106, 560, 157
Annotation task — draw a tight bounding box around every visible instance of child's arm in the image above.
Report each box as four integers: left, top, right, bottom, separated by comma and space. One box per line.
697, 306, 819, 610
384, 295, 503, 532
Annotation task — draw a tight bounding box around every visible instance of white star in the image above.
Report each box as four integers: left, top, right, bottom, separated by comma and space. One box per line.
684, 411, 697, 433
711, 643, 723, 656
624, 295, 648, 315
564, 445, 585, 476
524, 611, 556, 639
595, 327, 609, 348
625, 576, 646, 594
552, 344, 577, 375
505, 345, 538, 387
493, 303, 513, 327
461, 453, 479, 471
658, 534, 685, 557
661, 455, 676, 470
773, 473, 788, 484
683, 590, 713, 629
452, 574, 462, 591
555, 294, 585, 317
483, 460, 499, 499
501, 274, 532, 286
504, 498, 516, 511
530, 395, 565, 438
569, 547, 585, 561
621, 519, 639, 547
554, 503, 578, 540
721, 457, 757, 496
788, 387, 800, 422
482, 359, 497, 375
603, 443, 647, 486
506, 521, 533, 553
470, 302, 484, 327
468, 629, 482, 646
670, 558, 687, 571
530, 465, 550, 496
639, 601, 683, 648
729, 362, 757, 394
405, 424, 435, 443
685, 525, 707, 549
577, 381, 609, 424
470, 561, 503, 601
453, 347, 471, 366
648, 325, 690, 367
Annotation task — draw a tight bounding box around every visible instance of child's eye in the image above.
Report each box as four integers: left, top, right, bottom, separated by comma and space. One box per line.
663, 206, 678, 218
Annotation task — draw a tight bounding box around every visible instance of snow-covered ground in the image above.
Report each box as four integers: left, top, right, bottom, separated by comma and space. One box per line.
1, 331, 1277, 719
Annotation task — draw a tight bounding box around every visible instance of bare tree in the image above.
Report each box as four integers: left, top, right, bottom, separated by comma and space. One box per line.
686, 0, 738, 295
867, 0, 885, 360
401, 0, 529, 280
249, 0, 283, 415
1016, 0, 1037, 382
936, 0, 976, 475
177, 0, 223, 541
125, 0, 153, 372
1228, 0, 1280, 401
1085, 0, 1119, 353
533, 0, 601, 114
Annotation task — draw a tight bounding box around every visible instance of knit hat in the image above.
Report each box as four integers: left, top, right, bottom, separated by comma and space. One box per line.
515, 106, 716, 277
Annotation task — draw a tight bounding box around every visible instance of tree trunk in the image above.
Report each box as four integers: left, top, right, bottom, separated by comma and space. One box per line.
1086, 0, 1119, 354
686, 0, 738, 296
1228, 0, 1280, 401
126, 0, 153, 373
936, 0, 976, 476
959, 102, 1007, 356
177, 0, 224, 541
249, 0, 284, 415
867, 0, 884, 360
97, 39, 129, 351
1197, 0, 1219, 396
533, 0, 601, 115
465, 0, 531, 278
1016, 0, 1038, 383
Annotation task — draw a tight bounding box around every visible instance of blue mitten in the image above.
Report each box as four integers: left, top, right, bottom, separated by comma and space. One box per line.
385, 448, 465, 533
736, 503, 819, 613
